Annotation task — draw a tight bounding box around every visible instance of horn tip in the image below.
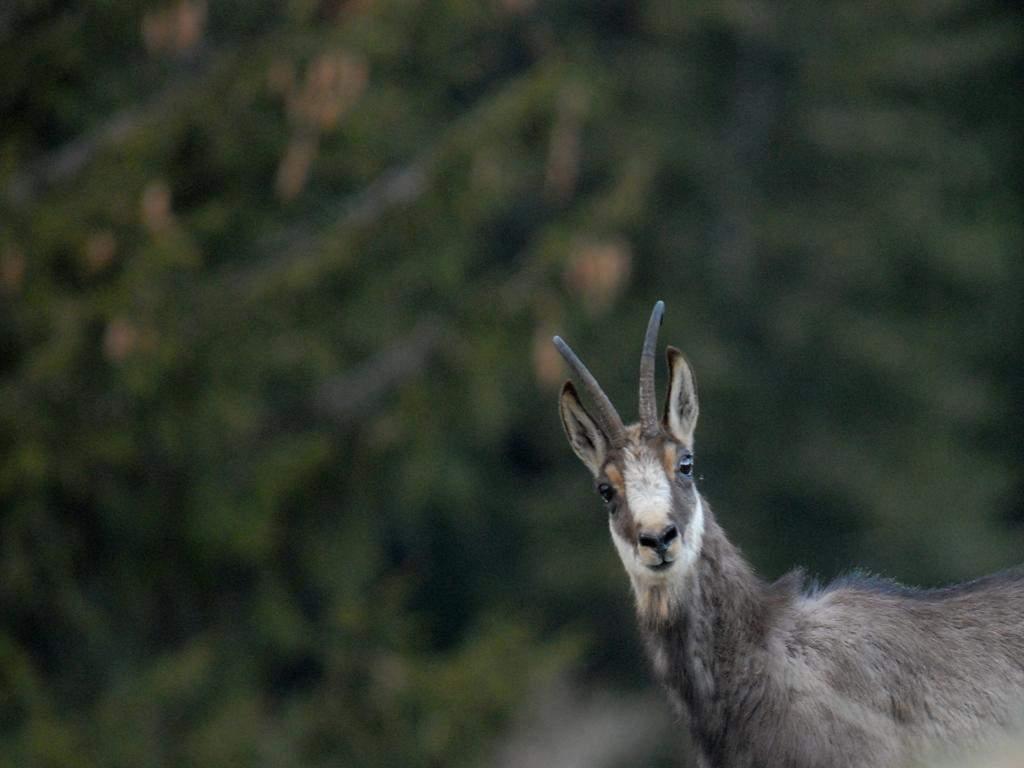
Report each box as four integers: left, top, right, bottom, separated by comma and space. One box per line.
552, 335, 575, 363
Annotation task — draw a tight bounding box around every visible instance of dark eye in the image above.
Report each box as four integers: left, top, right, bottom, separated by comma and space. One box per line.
597, 482, 615, 503
677, 453, 694, 476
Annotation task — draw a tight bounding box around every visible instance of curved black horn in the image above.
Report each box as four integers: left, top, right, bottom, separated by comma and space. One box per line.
638, 300, 664, 434
553, 335, 626, 446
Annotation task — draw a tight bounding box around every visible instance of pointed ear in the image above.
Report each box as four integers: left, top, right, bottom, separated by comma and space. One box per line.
558, 381, 609, 476
662, 347, 699, 444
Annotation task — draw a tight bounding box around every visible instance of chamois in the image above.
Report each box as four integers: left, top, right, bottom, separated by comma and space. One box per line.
554, 301, 1024, 768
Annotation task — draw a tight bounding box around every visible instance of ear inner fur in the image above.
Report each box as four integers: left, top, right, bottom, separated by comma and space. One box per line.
663, 347, 698, 443
558, 381, 607, 475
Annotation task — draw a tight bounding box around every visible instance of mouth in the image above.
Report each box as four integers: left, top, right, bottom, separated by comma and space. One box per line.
647, 558, 674, 572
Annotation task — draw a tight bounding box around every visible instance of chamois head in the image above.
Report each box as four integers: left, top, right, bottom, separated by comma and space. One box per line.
555, 302, 702, 615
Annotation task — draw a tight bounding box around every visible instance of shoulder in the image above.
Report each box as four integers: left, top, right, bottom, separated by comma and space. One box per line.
816, 566, 1024, 602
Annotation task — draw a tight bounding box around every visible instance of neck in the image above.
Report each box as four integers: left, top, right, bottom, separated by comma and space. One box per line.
634, 500, 793, 756
634, 499, 768, 636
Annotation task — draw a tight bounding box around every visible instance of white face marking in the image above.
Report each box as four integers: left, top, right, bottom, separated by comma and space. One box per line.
608, 445, 705, 601
623, 451, 672, 531
679, 495, 704, 572
610, 495, 704, 584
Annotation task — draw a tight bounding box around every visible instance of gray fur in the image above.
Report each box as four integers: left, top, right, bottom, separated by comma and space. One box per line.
646, 508, 1024, 767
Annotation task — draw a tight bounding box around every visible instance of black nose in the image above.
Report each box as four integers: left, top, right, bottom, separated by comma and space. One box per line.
638, 524, 678, 553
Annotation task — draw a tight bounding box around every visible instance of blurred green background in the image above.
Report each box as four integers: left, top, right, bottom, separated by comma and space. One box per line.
2, 1, 1023, 766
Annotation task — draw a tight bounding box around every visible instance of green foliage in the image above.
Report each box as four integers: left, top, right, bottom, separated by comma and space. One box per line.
1, 0, 1022, 765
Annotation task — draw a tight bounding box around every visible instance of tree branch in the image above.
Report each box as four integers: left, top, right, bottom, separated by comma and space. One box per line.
238, 159, 431, 298
313, 317, 447, 427
4, 48, 216, 206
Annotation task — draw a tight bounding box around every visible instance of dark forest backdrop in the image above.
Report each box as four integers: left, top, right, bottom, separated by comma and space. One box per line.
2, 1, 1023, 766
